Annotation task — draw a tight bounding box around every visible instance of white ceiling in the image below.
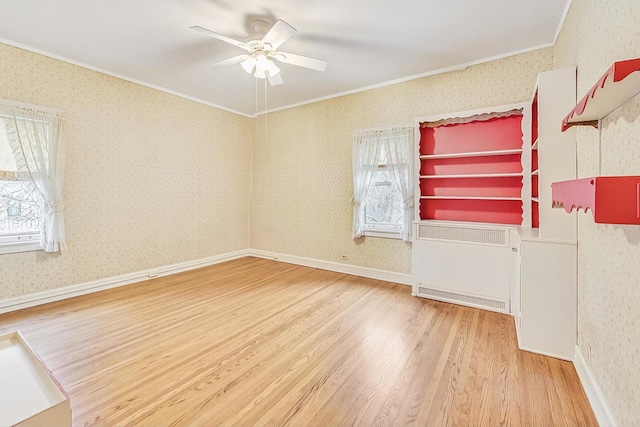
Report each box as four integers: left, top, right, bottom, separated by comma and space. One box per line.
0, 0, 570, 117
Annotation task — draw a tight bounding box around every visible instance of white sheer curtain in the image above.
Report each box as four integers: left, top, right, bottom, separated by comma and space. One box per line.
387, 127, 415, 241
4, 105, 66, 252
352, 125, 414, 239
352, 132, 380, 238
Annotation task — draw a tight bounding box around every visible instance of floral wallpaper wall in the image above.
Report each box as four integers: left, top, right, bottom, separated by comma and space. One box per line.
554, 0, 640, 424
0, 42, 252, 300
250, 48, 554, 274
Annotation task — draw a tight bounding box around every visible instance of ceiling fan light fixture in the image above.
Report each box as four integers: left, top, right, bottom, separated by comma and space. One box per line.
249, 52, 280, 78
240, 56, 256, 74
255, 54, 269, 71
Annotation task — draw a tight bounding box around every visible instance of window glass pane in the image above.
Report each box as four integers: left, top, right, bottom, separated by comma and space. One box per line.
363, 142, 403, 228
363, 173, 403, 226
0, 180, 42, 233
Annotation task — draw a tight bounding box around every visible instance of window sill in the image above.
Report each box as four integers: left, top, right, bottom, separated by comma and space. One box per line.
363, 229, 402, 240
0, 233, 41, 255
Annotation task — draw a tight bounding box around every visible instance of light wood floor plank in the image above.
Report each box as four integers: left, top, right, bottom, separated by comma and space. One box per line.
0, 257, 597, 426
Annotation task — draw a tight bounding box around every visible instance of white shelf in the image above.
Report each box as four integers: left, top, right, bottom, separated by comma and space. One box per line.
421, 196, 522, 201
419, 172, 523, 179
532, 197, 540, 203
419, 148, 522, 160
532, 139, 538, 150
532, 169, 539, 176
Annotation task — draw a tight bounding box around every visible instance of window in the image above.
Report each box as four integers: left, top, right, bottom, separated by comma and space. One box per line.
352, 126, 414, 241
0, 100, 65, 254
0, 116, 43, 254
362, 142, 404, 237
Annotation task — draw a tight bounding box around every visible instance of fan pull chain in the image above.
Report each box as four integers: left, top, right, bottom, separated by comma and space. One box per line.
255, 76, 258, 144
264, 77, 268, 145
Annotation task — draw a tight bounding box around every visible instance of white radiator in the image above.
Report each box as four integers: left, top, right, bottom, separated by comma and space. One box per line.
412, 222, 515, 314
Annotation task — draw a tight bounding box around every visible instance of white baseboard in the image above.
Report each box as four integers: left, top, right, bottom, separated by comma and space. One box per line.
247, 249, 412, 286
573, 345, 617, 427
1, 249, 411, 314
0, 249, 250, 314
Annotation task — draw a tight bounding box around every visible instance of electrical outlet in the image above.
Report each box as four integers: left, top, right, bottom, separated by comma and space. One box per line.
341, 255, 348, 261
148, 269, 159, 278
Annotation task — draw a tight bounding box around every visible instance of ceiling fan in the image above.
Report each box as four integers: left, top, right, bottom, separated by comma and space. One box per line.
191, 19, 327, 86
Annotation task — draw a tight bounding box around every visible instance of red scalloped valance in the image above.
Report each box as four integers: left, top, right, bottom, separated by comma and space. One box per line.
420, 108, 523, 128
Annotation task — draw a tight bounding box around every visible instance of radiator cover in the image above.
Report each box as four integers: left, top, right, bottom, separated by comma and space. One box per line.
412, 222, 516, 314
417, 223, 509, 247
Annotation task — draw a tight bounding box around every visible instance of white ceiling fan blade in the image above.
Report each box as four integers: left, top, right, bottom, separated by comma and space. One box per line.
274, 52, 327, 72
190, 26, 247, 50
267, 73, 284, 86
207, 55, 249, 69
262, 20, 296, 49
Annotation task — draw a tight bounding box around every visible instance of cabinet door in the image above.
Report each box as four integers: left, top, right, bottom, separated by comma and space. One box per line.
519, 240, 577, 360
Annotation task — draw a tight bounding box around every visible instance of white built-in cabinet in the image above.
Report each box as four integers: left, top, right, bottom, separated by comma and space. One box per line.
412, 102, 529, 315
512, 66, 578, 360
412, 67, 578, 360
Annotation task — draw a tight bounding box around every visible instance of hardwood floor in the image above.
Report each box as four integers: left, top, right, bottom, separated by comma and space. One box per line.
0, 257, 596, 426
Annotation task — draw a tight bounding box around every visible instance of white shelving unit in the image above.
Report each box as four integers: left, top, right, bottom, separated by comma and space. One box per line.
536, 66, 578, 241
410, 68, 580, 361
513, 66, 578, 361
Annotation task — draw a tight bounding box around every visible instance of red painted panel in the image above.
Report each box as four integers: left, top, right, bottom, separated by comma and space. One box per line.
420, 115, 523, 155
419, 199, 523, 225
594, 177, 640, 224
532, 201, 539, 228
531, 150, 538, 173
420, 176, 523, 198
531, 175, 539, 198
421, 154, 523, 175
531, 91, 539, 145
551, 176, 640, 225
